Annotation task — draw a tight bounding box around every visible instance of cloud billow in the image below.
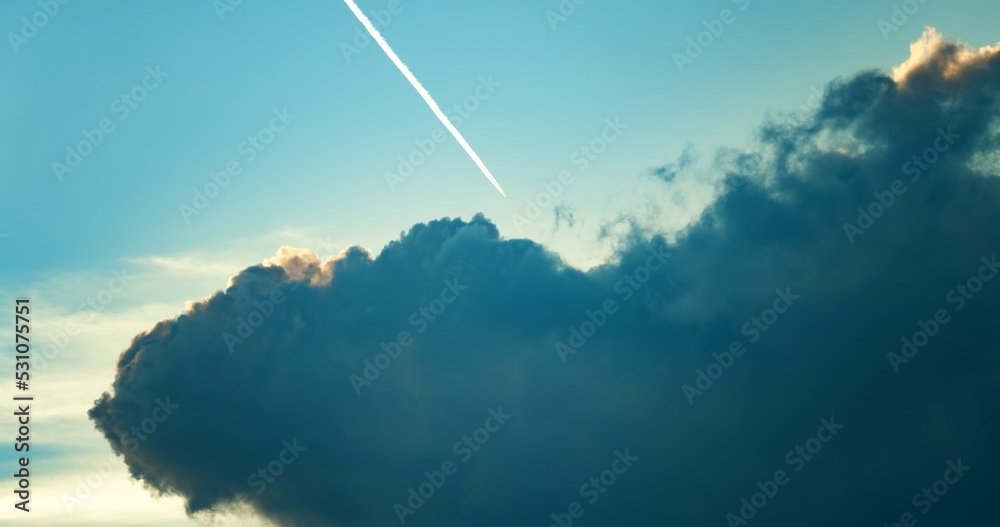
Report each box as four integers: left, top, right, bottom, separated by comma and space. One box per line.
91, 29, 1000, 527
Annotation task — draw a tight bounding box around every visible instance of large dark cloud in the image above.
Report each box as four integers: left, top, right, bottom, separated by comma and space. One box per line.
90, 29, 1000, 526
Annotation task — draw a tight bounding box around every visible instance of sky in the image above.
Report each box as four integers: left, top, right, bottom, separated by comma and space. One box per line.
1, 1, 1000, 526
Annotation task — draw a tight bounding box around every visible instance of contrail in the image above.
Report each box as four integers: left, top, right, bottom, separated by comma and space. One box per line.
342, 0, 507, 197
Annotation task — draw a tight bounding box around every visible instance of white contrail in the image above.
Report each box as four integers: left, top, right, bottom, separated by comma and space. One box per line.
342, 0, 507, 197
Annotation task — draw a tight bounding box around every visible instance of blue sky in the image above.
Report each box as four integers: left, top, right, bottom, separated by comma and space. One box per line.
3, 0, 999, 278
2, 1, 1000, 525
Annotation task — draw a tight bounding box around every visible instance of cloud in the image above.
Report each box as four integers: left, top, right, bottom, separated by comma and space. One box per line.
553, 204, 577, 229
89, 30, 1000, 526
892, 27, 1000, 86
651, 144, 696, 183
